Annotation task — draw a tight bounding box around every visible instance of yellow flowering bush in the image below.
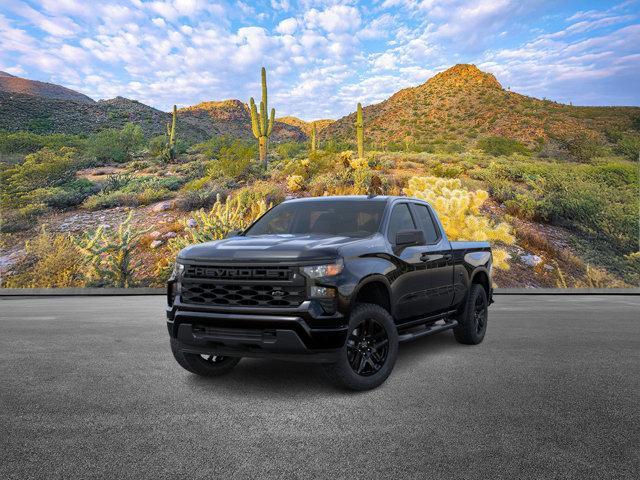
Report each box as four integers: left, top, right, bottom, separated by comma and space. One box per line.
287, 175, 305, 192
168, 194, 270, 253
404, 176, 514, 269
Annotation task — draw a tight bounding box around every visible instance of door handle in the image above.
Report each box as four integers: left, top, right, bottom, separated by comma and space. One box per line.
421, 252, 452, 262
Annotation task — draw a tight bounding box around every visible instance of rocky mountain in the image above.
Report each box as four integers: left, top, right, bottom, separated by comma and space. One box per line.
179, 100, 306, 142
0, 71, 94, 104
321, 64, 640, 148
0, 73, 305, 143
276, 116, 334, 135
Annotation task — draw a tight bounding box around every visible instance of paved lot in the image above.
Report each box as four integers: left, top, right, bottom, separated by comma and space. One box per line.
1, 295, 638, 479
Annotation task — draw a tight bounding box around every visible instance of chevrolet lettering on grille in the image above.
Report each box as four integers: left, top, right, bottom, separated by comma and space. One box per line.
187, 266, 290, 280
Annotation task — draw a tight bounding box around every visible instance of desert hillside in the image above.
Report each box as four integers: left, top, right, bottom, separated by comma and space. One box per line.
322, 64, 639, 151
0, 71, 95, 104
0, 74, 305, 143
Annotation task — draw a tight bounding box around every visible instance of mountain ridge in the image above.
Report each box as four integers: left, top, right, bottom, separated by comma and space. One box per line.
320, 64, 639, 148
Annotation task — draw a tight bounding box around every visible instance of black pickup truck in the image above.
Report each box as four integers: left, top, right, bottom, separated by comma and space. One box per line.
167, 196, 493, 390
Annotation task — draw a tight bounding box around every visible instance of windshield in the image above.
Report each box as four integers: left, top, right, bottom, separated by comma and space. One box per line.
245, 200, 386, 238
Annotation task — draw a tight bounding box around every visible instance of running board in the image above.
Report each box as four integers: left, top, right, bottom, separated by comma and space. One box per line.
398, 320, 458, 343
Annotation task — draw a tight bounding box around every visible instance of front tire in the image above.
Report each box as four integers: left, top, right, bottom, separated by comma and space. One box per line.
453, 284, 488, 345
170, 338, 241, 377
322, 303, 399, 391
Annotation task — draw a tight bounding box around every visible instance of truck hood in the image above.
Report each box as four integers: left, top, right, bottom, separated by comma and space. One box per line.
177, 234, 362, 263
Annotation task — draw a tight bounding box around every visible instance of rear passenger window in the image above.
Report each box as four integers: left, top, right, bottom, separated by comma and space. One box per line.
387, 204, 416, 243
413, 204, 440, 244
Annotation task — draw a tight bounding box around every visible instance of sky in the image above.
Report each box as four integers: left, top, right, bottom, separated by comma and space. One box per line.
0, 0, 638, 120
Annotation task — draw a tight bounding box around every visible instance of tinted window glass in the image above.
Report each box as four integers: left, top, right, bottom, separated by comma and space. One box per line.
387, 203, 416, 243
245, 200, 385, 237
413, 204, 440, 243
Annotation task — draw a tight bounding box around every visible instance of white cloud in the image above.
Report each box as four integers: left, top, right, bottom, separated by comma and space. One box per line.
305, 5, 361, 33
276, 17, 298, 35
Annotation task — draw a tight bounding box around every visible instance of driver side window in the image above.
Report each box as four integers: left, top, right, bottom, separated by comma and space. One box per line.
387, 203, 416, 243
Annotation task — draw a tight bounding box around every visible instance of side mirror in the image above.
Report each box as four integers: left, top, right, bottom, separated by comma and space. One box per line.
396, 229, 425, 246
225, 230, 241, 238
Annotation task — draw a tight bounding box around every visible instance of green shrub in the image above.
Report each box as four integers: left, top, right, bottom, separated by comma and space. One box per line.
214, 140, 257, 178
88, 123, 144, 163
477, 136, 529, 156
0, 203, 46, 232
0, 131, 87, 154
82, 187, 173, 210
432, 163, 464, 178
174, 189, 225, 211
0, 147, 81, 208
192, 136, 236, 158
615, 133, 640, 160
275, 142, 306, 160
556, 132, 603, 162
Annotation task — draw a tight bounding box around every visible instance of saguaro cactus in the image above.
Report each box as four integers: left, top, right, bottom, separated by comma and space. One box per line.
165, 104, 177, 161
249, 67, 275, 166
355, 102, 364, 160
310, 122, 317, 152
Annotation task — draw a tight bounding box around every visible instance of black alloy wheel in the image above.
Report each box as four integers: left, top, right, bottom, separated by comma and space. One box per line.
346, 318, 390, 377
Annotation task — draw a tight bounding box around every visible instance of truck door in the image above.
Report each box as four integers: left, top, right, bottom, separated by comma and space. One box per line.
386, 202, 427, 320
410, 202, 455, 314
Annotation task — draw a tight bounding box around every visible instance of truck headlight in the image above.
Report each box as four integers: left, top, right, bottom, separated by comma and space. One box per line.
301, 259, 343, 278
170, 261, 184, 281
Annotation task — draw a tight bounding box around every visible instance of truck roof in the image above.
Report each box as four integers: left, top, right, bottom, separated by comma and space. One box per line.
283, 195, 405, 203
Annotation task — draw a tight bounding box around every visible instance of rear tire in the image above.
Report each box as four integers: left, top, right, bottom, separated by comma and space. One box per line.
170, 338, 241, 377
322, 303, 398, 391
454, 284, 488, 345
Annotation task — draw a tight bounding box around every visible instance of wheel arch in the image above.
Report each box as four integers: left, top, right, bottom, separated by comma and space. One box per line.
351, 275, 392, 315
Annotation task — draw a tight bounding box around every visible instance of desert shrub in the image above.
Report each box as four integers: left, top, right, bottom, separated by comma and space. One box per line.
287, 175, 305, 192
174, 189, 225, 211
168, 195, 270, 253
148, 135, 166, 157
322, 139, 352, 153
192, 136, 236, 158
504, 194, 539, 220
0, 203, 46, 232
432, 163, 464, 178
276, 142, 306, 160
234, 181, 286, 208
88, 123, 144, 163
74, 211, 147, 287
555, 132, 603, 162
203, 140, 257, 178
3, 228, 85, 288
404, 176, 514, 269
0, 147, 81, 208
477, 136, 529, 156
475, 158, 638, 254
0, 131, 87, 155
615, 133, 640, 160
82, 187, 172, 210
30, 178, 98, 209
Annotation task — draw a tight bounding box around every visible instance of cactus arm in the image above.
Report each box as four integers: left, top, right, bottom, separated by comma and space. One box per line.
267, 108, 275, 136
249, 98, 260, 139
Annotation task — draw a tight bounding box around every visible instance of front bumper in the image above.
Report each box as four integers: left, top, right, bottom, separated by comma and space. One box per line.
166, 297, 348, 363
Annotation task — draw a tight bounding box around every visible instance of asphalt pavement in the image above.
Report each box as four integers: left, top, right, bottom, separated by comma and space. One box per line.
1, 295, 638, 479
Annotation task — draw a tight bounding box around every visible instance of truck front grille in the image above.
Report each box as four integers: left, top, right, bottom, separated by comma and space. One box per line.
181, 264, 305, 308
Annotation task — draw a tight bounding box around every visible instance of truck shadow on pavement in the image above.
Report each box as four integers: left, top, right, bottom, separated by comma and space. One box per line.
182, 331, 462, 395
